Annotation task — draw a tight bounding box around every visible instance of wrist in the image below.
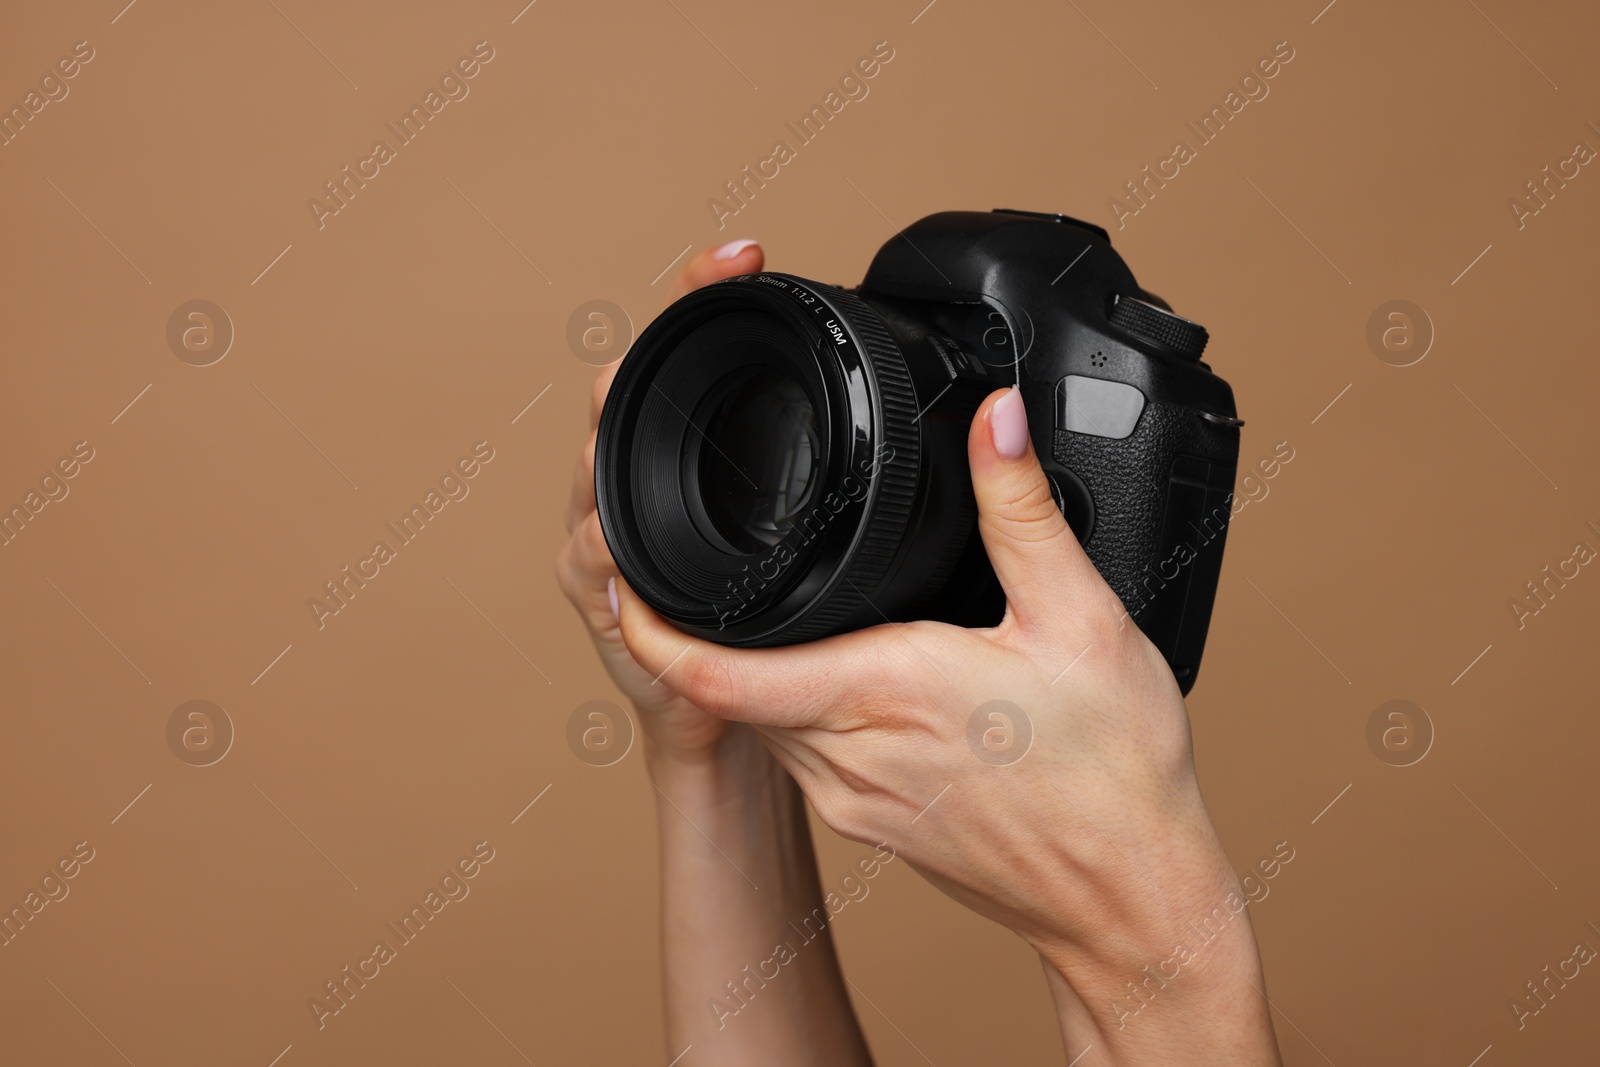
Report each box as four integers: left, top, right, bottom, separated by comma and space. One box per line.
648, 725, 827, 920
644, 724, 789, 812
1034, 855, 1280, 1066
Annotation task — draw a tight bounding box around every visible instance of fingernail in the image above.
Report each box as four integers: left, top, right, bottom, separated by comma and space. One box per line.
991, 386, 1029, 460
713, 238, 758, 261
607, 576, 620, 621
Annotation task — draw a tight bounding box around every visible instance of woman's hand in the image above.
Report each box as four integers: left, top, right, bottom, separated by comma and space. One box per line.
614, 386, 1282, 1064
555, 240, 767, 768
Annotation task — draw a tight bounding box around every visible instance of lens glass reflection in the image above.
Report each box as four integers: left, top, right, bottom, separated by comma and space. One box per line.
696, 370, 818, 552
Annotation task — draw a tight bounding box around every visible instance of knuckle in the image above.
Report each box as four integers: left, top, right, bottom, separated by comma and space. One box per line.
574, 512, 614, 571
987, 475, 1069, 544
828, 646, 919, 727
555, 517, 615, 614
580, 510, 608, 553
842, 686, 904, 729
683, 650, 741, 714
553, 543, 581, 605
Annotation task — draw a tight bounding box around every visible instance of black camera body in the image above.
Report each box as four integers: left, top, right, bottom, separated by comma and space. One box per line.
596, 210, 1241, 693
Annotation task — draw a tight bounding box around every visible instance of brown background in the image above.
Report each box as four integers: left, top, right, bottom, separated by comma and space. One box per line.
2, 0, 1597, 1064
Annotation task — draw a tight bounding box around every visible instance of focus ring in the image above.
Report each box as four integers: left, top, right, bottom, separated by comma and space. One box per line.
782, 285, 921, 642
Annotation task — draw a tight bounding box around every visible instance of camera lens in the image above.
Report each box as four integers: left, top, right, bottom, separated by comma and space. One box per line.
691, 369, 818, 553
595, 273, 994, 646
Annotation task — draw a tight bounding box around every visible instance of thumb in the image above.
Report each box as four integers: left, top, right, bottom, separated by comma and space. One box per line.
969, 386, 1117, 636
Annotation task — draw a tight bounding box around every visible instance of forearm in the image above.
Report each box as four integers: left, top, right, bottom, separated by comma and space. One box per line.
650, 729, 873, 1066
1034, 849, 1281, 1066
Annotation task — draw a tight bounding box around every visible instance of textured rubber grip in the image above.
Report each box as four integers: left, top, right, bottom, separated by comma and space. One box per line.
1052, 399, 1239, 692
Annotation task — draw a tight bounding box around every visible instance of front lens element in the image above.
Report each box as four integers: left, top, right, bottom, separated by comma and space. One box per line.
594, 274, 923, 644
694, 370, 818, 552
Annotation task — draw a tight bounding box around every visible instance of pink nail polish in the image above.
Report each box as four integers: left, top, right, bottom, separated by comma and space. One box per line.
991, 386, 1029, 460
607, 577, 620, 621
713, 239, 758, 261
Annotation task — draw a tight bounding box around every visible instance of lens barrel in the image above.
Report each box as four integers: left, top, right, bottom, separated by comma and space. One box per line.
595, 274, 933, 644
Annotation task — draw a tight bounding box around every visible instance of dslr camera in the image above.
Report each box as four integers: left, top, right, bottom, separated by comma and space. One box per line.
595, 210, 1241, 693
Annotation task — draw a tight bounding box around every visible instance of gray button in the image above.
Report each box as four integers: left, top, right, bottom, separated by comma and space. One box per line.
1056, 375, 1146, 439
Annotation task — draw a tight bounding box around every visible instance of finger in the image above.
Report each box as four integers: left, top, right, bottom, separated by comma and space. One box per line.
612, 577, 921, 730
555, 511, 620, 637
670, 239, 763, 300
589, 360, 621, 431
968, 387, 1121, 636
565, 430, 597, 534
